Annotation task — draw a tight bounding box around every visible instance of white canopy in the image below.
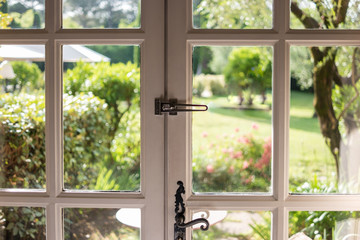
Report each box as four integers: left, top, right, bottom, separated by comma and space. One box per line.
0, 45, 110, 62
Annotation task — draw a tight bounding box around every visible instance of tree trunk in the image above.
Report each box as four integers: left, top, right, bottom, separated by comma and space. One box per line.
311, 47, 341, 178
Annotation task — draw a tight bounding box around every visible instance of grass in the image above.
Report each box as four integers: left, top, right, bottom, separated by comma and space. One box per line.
192, 91, 336, 191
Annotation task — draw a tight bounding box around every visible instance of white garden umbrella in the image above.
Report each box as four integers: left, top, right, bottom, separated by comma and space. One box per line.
0, 61, 16, 79
0, 45, 110, 62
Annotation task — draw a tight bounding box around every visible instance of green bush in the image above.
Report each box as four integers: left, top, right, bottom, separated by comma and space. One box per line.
0, 207, 45, 239
224, 47, 272, 105
193, 126, 271, 192
0, 93, 45, 188
193, 74, 226, 97
63, 93, 112, 190
0, 61, 43, 94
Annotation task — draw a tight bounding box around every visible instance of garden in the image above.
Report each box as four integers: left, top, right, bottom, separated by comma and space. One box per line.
1, 0, 360, 239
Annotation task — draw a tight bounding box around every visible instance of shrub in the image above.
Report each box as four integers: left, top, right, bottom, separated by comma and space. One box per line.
193, 74, 226, 97
0, 61, 43, 94
63, 93, 112, 190
0, 93, 46, 189
224, 47, 272, 105
193, 126, 271, 192
64, 61, 140, 165
0, 207, 45, 239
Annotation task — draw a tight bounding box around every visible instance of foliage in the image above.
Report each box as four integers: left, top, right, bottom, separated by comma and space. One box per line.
288, 175, 360, 239
249, 212, 271, 240
290, 46, 313, 91
0, 0, 12, 28
0, 207, 45, 239
224, 47, 272, 105
193, 0, 272, 29
332, 76, 360, 137
64, 61, 140, 158
208, 46, 233, 74
0, 61, 43, 93
193, 126, 271, 192
63, 0, 139, 28
88, 45, 138, 64
63, 93, 112, 189
193, 74, 225, 97
0, 93, 45, 189
193, 46, 213, 75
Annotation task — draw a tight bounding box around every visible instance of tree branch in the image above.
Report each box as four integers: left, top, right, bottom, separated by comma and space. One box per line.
290, 1, 320, 28
332, 0, 350, 27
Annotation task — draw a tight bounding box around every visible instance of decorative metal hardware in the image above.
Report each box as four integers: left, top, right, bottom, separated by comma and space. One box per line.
155, 98, 208, 115
174, 181, 209, 240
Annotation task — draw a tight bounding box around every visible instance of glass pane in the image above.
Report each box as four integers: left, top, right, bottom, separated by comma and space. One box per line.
193, 0, 273, 29
0, 0, 45, 29
62, 0, 141, 29
0, 207, 46, 239
63, 208, 140, 239
290, 46, 360, 194
192, 46, 273, 193
290, 0, 360, 29
63, 45, 140, 191
289, 211, 360, 239
192, 210, 271, 239
0, 45, 45, 189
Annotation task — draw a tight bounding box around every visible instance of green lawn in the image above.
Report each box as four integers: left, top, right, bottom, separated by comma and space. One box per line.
193, 91, 336, 190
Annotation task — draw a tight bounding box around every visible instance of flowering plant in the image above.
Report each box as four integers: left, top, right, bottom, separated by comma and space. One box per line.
193, 124, 271, 192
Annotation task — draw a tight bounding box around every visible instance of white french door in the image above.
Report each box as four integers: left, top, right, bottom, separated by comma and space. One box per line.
0, 0, 165, 239
166, 0, 360, 240
1, 0, 360, 239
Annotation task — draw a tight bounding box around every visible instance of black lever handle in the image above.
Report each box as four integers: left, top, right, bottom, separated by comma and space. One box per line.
174, 181, 209, 240
155, 99, 208, 115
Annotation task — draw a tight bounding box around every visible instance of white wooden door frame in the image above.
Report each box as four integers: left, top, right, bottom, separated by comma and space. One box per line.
166, 0, 360, 239
0, 0, 165, 239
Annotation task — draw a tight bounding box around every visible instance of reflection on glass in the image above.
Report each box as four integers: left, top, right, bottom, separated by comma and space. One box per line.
290, 0, 360, 29
193, 0, 273, 29
192, 46, 273, 193
290, 46, 360, 194
0, 207, 46, 239
63, 208, 140, 239
0, 45, 45, 189
62, 45, 141, 191
289, 211, 360, 239
0, 0, 45, 29
192, 210, 271, 239
62, 0, 141, 29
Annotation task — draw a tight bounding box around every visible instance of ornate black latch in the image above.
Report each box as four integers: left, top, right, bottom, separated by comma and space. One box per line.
174, 181, 209, 240
155, 99, 208, 115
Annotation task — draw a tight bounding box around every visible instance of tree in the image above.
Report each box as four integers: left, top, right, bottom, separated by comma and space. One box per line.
290, 1, 360, 178
224, 47, 272, 105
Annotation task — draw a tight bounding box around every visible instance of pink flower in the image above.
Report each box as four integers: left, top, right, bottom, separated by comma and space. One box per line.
202, 131, 208, 138
237, 136, 250, 144
235, 128, 239, 132
232, 151, 243, 159
242, 161, 249, 169
251, 123, 259, 130
206, 164, 214, 173
245, 176, 254, 184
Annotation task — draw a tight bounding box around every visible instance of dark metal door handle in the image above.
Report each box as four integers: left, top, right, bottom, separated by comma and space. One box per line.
174, 181, 209, 240
155, 99, 208, 115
